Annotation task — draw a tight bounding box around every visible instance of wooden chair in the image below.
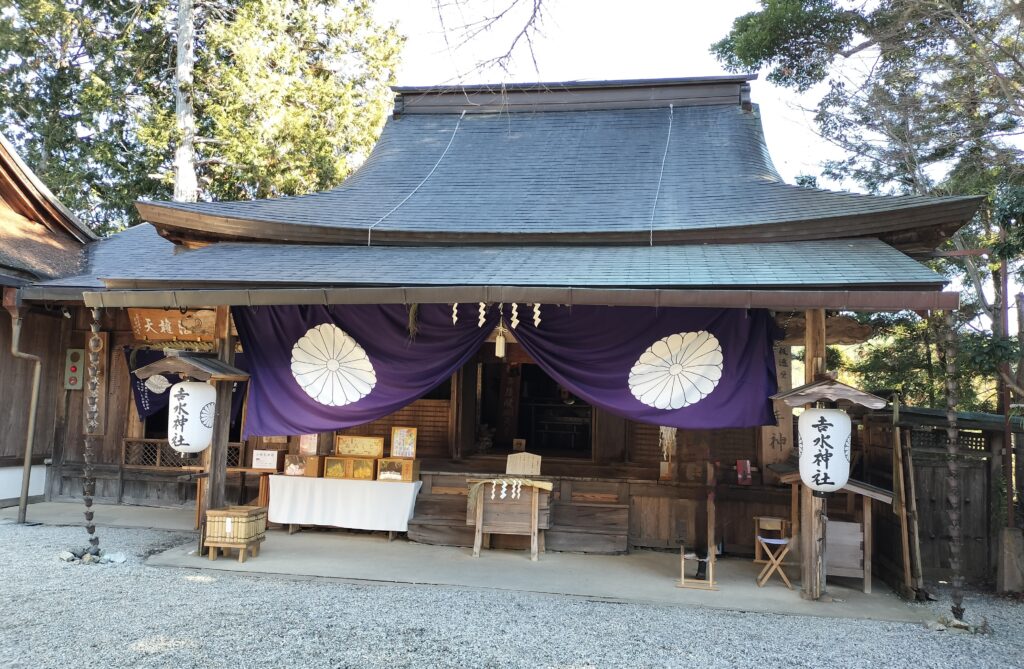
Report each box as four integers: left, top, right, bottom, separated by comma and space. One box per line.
756, 535, 793, 589
506, 452, 541, 476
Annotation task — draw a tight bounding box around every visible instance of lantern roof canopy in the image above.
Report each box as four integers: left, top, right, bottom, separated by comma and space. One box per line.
132, 350, 248, 383
771, 378, 887, 409
774, 467, 894, 504
135, 76, 981, 253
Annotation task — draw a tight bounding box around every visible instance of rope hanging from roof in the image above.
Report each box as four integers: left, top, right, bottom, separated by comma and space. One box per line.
366, 110, 467, 246
649, 104, 674, 247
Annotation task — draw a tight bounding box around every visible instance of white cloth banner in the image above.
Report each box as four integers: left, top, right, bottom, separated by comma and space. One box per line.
268, 475, 422, 532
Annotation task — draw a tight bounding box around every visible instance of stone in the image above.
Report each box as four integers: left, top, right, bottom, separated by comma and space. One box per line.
924, 621, 946, 632
58, 551, 76, 562
106, 553, 127, 564
81, 554, 96, 565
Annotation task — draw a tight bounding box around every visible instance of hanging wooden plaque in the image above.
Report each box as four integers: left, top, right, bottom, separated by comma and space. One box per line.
128, 308, 217, 342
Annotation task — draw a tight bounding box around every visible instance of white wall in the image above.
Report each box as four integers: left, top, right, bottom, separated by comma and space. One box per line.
0, 465, 46, 502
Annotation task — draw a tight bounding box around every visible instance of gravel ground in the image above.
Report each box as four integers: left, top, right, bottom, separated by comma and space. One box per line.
1, 522, 1022, 669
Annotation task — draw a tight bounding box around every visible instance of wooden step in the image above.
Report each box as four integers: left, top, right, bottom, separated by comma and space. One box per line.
407, 522, 474, 547
412, 494, 468, 521
545, 529, 628, 554
551, 502, 628, 534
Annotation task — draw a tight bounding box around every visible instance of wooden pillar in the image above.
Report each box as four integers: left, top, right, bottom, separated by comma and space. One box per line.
801, 308, 827, 600
203, 307, 234, 514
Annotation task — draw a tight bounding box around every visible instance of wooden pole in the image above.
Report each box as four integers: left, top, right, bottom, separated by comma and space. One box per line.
903, 430, 925, 594
203, 307, 234, 515
801, 308, 827, 600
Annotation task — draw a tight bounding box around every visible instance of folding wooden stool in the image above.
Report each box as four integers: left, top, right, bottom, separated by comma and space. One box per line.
756, 535, 793, 589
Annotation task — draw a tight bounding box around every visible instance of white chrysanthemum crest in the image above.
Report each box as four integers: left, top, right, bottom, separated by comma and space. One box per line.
628, 331, 723, 410
290, 323, 376, 407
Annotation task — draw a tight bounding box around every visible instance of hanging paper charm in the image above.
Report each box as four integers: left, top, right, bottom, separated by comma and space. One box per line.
533, 303, 542, 327
478, 302, 486, 327
167, 381, 216, 453
510, 303, 520, 329
798, 408, 851, 495
452, 303, 459, 325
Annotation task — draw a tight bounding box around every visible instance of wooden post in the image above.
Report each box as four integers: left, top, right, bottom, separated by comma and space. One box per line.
862, 495, 873, 594
203, 307, 234, 515
801, 308, 827, 600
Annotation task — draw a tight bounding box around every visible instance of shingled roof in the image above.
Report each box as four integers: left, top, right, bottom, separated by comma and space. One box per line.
137, 76, 981, 253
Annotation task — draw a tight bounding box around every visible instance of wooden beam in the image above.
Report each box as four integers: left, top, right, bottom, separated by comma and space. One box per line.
203, 306, 234, 516
801, 308, 827, 600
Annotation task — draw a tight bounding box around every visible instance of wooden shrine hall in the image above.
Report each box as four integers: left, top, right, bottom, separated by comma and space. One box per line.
11, 75, 981, 598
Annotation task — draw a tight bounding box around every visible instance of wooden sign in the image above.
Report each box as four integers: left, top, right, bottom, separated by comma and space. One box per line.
759, 345, 794, 484
128, 308, 217, 342
335, 435, 385, 458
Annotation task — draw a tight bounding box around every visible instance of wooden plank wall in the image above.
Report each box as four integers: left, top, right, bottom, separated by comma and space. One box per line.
336, 399, 451, 458
0, 309, 67, 464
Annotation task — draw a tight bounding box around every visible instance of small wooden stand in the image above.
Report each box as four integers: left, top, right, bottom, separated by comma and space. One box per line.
467, 478, 550, 561
203, 506, 267, 563
677, 491, 718, 591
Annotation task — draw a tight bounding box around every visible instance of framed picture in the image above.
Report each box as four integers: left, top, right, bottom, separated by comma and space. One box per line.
390, 426, 417, 459
335, 435, 385, 458
298, 434, 319, 456
512, 438, 527, 452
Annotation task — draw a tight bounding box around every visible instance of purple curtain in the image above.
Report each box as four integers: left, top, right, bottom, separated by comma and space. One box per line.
232, 304, 498, 437
510, 306, 780, 429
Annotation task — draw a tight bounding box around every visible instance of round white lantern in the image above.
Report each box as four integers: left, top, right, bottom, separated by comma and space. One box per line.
798, 408, 851, 495
167, 381, 216, 454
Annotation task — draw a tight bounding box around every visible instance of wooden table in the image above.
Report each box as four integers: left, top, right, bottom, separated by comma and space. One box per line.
268, 475, 421, 534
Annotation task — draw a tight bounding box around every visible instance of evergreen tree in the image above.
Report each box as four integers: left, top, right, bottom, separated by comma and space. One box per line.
0, 0, 402, 232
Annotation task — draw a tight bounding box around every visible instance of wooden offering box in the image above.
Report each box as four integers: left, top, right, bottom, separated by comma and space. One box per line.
204, 506, 267, 563
284, 455, 324, 477
324, 456, 376, 480
335, 435, 385, 458
376, 458, 420, 482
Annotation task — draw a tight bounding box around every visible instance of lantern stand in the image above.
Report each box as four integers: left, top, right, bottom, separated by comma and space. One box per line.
771, 378, 886, 599
132, 348, 249, 552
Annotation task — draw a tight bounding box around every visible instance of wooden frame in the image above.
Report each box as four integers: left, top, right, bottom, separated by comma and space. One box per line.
335, 435, 385, 458
377, 458, 419, 482
677, 491, 718, 591
389, 426, 417, 459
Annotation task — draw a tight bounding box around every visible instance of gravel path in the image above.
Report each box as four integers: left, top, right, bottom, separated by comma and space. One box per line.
1, 521, 1021, 668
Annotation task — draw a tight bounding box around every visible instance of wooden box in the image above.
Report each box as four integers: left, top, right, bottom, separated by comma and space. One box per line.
324, 456, 376, 480
284, 454, 324, 477
205, 506, 267, 543
377, 457, 419, 482
335, 435, 385, 458
251, 449, 286, 471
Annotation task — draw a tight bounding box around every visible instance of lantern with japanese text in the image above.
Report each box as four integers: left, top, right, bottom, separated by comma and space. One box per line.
798, 408, 851, 496
167, 381, 216, 453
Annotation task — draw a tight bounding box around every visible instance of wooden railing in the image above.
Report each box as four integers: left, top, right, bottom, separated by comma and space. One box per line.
122, 438, 243, 468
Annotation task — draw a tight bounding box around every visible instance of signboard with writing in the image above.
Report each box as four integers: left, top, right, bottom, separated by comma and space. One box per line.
128, 308, 217, 342
759, 345, 794, 484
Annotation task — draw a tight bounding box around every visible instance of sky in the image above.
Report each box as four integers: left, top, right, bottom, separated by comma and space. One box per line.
373, 0, 849, 188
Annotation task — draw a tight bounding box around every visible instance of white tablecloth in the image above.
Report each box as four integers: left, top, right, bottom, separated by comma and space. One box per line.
268, 475, 422, 532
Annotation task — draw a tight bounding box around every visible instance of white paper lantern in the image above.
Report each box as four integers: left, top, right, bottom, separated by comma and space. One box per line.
798, 408, 851, 495
167, 381, 216, 454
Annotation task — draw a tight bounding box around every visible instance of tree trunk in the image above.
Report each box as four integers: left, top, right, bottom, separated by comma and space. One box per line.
173, 0, 198, 202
